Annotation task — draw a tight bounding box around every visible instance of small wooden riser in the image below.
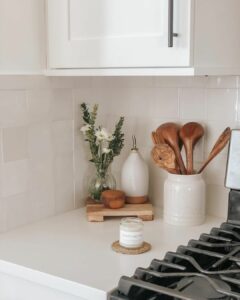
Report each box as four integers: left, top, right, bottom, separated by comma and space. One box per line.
86, 202, 154, 222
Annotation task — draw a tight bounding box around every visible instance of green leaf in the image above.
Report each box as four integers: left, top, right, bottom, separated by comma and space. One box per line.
109, 116, 124, 159
80, 103, 124, 172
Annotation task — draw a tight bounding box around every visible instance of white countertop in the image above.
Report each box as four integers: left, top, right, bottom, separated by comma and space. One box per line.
0, 208, 225, 299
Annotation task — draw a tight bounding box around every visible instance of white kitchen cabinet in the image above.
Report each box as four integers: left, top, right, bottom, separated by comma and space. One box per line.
47, 0, 191, 70
46, 0, 240, 76
0, 0, 45, 74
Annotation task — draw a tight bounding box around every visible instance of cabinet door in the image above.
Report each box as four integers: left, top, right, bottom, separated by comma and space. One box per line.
47, 0, 192, 69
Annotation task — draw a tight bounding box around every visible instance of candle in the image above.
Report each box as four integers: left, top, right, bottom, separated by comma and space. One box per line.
120, 217, 144, 248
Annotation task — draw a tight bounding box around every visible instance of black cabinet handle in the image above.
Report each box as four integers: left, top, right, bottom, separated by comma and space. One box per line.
168, 0, 178, 47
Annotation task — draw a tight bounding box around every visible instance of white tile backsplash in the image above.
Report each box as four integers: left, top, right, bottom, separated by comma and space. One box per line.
51, 89, 73, 121
1, 159, 29, 197
27, 89, 52, 123
154, 88, 179, 118
3, 126, 28, 162
4, 193, 34, 230
28, 122, 52, 158
0, 90, 28, 127
179, 88, 206, 120
206, 76, 238, 89
52, 120, 74, 155
206, 89, 238, 121
0, 75, 239, 232
54, 155, 74, 213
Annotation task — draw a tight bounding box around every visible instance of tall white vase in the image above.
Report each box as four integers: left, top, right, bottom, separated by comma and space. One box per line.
121, 137, 149, 204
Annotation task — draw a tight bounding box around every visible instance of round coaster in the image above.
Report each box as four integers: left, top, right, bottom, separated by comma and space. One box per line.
111, 241, 151, 255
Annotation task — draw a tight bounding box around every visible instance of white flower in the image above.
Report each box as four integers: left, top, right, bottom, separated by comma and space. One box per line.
95, 128, 111, 141
80, 124, 91, 134
102, 147, 111, 154
106, 135, 113, 141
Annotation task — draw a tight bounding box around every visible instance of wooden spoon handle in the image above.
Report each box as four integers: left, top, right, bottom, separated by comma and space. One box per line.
185, 143, 194, 174
198, 127, 231, 174
151, 132, 158, 145
174, 147, 187, 175
210, 127, 231, 155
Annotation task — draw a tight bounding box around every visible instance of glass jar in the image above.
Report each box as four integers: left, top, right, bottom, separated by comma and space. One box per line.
120, 217, 144, 248
88, 167, 116, 201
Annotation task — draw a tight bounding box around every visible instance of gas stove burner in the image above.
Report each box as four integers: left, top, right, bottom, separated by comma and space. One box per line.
110, 222, 240, 300
176, 276, 231, 299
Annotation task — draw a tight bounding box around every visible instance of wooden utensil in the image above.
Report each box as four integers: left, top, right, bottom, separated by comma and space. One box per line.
151, 131, 159, 145
156, 123, 186, 174
151, 144, 179, 174
179, 122, 204, 174
198, 127, 231, 174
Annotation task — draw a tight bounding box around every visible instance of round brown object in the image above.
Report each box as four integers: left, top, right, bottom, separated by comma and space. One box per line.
101, 190, 125, 209
111, 241, 151, 255
125, 196, 148, 204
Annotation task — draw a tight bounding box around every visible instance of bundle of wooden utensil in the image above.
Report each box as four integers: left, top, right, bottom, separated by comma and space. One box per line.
151, 122, 231, 175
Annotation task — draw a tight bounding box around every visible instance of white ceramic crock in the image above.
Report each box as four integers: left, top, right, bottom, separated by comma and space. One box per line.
164, 173, 206, 226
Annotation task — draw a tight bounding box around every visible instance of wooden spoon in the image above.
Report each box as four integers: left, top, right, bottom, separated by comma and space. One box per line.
156, 123, 186, 174
151, 144, 179, 174
198, 127, 231, 174
179, 122, 204, 174
151, 131, 160, 145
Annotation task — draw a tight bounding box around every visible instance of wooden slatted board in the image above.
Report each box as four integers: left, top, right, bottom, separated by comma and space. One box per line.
86, 199, 154, 222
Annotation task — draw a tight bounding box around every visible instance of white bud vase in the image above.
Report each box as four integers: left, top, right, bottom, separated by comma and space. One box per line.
121, 136, 149, 204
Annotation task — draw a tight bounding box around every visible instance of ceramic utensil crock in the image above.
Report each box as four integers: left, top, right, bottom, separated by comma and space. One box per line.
164, 173, 206, 226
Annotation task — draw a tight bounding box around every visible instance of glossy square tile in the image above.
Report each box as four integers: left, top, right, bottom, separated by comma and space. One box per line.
1, 160, 29, 197
154, 76, 207, 88
52, 120, 74, 155
179, 88, 206, 120
3, 126, 28, 162
206, 76, 238, 89
0, 90, 28, 127
28, 122, 52, 159
5, 193, 34, 230
206, 89, 237, 121
51, 89, 74, 121
27, 89, 52, 123
206, 184, 229, 218
74, 151, 90, 208
29, 186, 55, 221
0, 197, 6, 232
204, 153, 228, 185
29, 156, 53, 191
154, 88, 179, 118
54, 155, 74, 213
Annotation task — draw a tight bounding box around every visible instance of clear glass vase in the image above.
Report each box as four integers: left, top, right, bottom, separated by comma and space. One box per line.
88, 167, 116, 201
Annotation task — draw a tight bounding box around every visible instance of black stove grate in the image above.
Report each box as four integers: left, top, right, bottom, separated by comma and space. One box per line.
110, 222, 240, 300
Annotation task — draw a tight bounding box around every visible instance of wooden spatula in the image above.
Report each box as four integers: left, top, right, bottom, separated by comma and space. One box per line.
198, 127, 231, 174
156, 123, 186, 174
179, 122, 204, 174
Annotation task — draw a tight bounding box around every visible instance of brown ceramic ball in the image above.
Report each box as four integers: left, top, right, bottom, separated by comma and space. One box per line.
101, 190, 125, 209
